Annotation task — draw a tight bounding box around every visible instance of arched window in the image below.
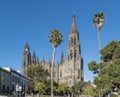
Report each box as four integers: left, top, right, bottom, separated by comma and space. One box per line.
74, 50, 77, 60
74, 38, 76, 45
70, 50, 73, 59
71, 37, 73, 46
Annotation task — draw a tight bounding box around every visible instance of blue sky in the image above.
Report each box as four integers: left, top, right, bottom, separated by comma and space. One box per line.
0, 0, 120, 82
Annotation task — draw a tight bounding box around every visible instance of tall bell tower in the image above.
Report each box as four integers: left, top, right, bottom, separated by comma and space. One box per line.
67, 15, 83, 83
22, 42, 31, 77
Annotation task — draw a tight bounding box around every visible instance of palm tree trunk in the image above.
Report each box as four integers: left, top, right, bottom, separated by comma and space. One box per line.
51, 47, 56, 97
98, 31, 101, 60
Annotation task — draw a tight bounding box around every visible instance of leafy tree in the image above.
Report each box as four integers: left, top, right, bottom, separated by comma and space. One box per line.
100, 41, 120, 62
73, 81, 86, 95
83, 83, 98, 96
48, 29, 63, 97
27, 64, 50, 93
27, 64, 50, 84
56, 82, 71, 96
88, 41, 120, 96
88, 61, 98, 74
44, 80, 51, 95
34, 82, 45, 97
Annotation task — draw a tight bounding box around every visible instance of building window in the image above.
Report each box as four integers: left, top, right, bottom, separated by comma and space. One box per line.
18, 77, 20, 83
15, 76, 17, 84
70, 50, 73, 59
3, 85, 5, 90
74, 50, 77, 60
12, 75, 14, 82
7, 86, 9, 91
74, 38, 76, 45
71, 37, 73, 46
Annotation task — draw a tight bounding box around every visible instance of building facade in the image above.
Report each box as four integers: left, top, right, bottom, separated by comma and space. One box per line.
0, 67, 11, 94
0, 67, 28, 95
22, 15, 84, 86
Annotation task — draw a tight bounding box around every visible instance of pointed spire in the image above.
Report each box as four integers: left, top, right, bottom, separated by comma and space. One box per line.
32, 51, 36, 65
24, 41, 29, 51
71, 14, 77, 32
60, 51, 64, 64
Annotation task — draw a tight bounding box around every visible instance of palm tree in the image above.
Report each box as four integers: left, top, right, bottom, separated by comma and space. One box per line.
93, 12, 105, 53
93, 13, 105, 97
48, 29, 63, 97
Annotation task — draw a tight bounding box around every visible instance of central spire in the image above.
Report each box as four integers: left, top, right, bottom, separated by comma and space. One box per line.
71, 14, 77, 32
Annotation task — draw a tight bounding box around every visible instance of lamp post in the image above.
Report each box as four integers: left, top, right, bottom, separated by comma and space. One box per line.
16, 84, 22, 97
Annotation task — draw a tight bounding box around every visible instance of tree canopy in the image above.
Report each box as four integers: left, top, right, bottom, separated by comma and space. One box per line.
88, 40, 120, 95
34, 82, 45, 96
93, 12, 105, 32
48, 29, 63, 48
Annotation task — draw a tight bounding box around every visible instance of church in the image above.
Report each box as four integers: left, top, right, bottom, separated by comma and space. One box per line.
22, 15, 84, 86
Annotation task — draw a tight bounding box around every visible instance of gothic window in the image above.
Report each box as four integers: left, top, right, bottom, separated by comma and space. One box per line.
74, 38, 76, 45
71, 37, 73, 46
74, 50, 77, 60
70, 50, 73, 59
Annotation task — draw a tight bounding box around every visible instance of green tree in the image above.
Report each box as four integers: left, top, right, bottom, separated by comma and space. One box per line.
34, 82, 45, 97
48, 29, 63, 97
44, 80, 51, 95
27, 64, 50, 83
100, 40, 120, 62
27, 63, 50, 93
83, 83, 98, 96
56, 83, 71, 96
73, 81, 86, 95
88, 41, 120, 96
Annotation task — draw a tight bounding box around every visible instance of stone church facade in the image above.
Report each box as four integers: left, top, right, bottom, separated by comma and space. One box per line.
22, 15, 84, 86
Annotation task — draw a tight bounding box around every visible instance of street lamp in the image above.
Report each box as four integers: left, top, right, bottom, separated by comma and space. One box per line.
16, 84, 22, 97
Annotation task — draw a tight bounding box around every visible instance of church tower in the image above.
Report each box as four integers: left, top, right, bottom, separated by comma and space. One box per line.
67, 15, 83, 83
60, 51, 64, 64
31, 51, 37, 65
22, 42, 31, 77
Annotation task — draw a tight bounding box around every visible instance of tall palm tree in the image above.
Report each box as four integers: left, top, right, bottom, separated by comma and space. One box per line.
48, 29, 63, 97
93, 12, 105, 97
93, 12, 105, 58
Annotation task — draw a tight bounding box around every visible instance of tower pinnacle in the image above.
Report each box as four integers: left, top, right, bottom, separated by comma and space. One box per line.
71, 15, 77, 32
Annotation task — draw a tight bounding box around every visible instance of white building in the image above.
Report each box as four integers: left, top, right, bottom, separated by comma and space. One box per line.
3, 68, 28, 93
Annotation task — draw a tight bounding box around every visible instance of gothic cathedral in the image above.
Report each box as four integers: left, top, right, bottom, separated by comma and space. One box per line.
22, 15, 84, 85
